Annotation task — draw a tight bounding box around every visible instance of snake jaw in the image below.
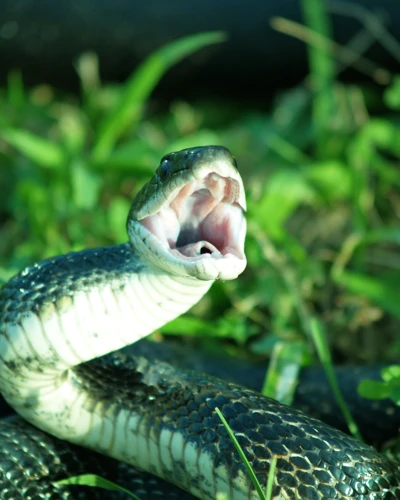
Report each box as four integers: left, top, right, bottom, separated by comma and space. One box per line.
128, 146, 247, 281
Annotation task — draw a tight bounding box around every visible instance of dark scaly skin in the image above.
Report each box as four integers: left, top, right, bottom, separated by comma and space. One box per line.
7, 353, 400, 499
0, 417, 194, 499
1, 349, 400, 498
1, 341, 400, 444
0, 244, 142, 321
68, 354, 400, 499
1, 346, 400, 498
124, 339, 400, 446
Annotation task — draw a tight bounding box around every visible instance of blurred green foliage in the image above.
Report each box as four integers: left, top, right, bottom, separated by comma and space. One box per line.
359, 365, 400, 405
0, 19, 400, 414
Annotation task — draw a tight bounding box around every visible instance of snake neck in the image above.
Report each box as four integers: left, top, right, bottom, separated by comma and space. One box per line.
0, 244, 212, 413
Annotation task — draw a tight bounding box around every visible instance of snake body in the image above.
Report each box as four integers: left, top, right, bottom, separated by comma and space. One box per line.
0, 146, 399, 499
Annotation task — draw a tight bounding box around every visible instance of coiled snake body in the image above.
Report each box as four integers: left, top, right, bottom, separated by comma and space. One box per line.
0, 146, 399, 499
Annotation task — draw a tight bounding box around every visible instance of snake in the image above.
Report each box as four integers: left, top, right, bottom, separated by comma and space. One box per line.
0, 145, 400, 499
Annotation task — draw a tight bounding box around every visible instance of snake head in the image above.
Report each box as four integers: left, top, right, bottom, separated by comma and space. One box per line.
127, 146, 246, 281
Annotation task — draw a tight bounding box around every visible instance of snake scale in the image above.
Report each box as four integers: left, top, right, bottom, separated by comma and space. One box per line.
0, 146, 399, 499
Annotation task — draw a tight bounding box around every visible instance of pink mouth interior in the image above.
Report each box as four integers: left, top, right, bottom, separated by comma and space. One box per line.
140, 173, 245, 261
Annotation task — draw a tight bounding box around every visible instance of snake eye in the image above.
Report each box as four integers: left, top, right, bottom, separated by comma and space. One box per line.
158, 158, 172, 180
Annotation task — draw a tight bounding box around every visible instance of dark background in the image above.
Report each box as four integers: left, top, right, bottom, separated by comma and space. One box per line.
1, 0, 399, 97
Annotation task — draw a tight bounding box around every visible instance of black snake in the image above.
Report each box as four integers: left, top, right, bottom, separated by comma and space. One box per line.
0, 146, 399, 499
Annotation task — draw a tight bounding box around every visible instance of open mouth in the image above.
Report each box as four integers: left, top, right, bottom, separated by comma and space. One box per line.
139, 173, 246, 262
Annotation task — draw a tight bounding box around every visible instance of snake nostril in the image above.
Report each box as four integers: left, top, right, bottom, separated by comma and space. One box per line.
200, 247, 212, 255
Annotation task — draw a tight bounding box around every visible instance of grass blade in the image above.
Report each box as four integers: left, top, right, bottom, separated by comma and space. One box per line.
300, 0, 335, 155
1, 128, 66, 168
215, 407, 267, 500
310, 318, 363, 442
92, 31, 226, 163
262, 340, 307, 405
55, 474, 140, 499
265, 456, 277, 499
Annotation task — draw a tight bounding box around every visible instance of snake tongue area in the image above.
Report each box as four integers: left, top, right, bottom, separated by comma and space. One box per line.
143, 174, 244, 258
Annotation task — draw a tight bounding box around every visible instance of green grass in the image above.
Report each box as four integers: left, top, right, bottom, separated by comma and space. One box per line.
55, 475, 141, 499
215, 408, 278, 500
1, 2, 400, 498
